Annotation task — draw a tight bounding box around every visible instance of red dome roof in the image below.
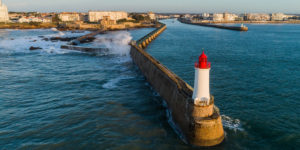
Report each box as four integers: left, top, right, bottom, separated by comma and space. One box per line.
195, 51, 211, 69
199, 51, 207, 59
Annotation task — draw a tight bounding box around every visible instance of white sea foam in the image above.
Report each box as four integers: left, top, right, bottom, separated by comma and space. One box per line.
93, 31, 133, 56
0, 36, 66, 54
0, 29, 90, 54
51, 28, 58, 31
58, 31, 65, 36
50, 29, 90, 37
102, 75, 134, 89
0, 29, 130, 56
221, 115, 244, 132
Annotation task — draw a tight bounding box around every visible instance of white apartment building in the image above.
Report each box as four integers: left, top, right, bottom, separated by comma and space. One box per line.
212, 13, 224, 21
245, 13, 270, 21
59, 12, 80, 22
148, 12, 156, 20
17, 17, 52, 23
271, 13, 286, 21
223, 13, 238, 21
88, 11, 128, 22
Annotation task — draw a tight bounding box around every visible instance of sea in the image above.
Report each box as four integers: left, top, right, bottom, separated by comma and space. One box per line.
0, 19, 299, 149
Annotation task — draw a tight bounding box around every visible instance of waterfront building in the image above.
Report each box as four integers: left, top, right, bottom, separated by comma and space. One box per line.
271, 13, 286, 21
223, 12, 238, 21
99, 16, 116, 28
79, 13, 89, 22
17, 17, 30, 23
0, 0, 9, 22
212, 13, 224, 21
148, 12, 156, 20
183, 14, 191, 18
245, 13, 270, 21
17, 16, 52, 23
88, 11, 128, 22
201, 13, 210, 18
156, 14, 169, 19
170, 14, 180, 18
59, 12, 80, 22
8, 13, 21, 21
211, 13, 238, 21
284, 14, 297, 20
41, 17, 52, 23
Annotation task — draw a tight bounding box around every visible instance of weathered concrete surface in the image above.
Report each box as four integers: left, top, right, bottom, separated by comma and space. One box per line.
193, 109, 224, 146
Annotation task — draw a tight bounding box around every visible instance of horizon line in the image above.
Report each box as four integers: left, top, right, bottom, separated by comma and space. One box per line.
6, 10, 300, 15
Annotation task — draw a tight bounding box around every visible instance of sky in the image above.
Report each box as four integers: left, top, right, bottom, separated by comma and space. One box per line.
3, 0, 300, 14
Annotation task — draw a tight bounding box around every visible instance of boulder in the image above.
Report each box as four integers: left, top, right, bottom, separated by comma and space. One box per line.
42, 38, 49, 41
50, 37, 78, 42
29, 46, 42, 50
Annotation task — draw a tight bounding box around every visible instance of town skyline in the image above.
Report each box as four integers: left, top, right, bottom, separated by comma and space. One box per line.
4, 0, 300, 14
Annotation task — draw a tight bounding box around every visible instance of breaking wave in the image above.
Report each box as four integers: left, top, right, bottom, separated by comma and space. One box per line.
92, 31, 132, 56
221, 115, 244, 132
0, 29, 133, 58
0, 29, 90, 54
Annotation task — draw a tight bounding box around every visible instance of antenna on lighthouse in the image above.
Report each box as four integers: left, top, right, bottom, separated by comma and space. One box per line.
192, 50, 211, 106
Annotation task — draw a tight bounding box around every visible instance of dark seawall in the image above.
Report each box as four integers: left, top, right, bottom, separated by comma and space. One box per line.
178, 18, 248, 31
130, 23, 224, 146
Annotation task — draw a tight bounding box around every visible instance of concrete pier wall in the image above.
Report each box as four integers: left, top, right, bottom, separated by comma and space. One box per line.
130, 22, 224, 147
136, 23, 167, 49
178, 18, 248, 31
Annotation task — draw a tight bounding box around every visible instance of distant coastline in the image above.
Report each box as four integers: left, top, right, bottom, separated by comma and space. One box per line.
0, 22, 155, 30
0, 22, 56, 29
195, 20, 300, 24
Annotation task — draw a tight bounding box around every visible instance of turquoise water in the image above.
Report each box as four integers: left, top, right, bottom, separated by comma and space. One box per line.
0, 20, 299, 149
147, 19, 300, 149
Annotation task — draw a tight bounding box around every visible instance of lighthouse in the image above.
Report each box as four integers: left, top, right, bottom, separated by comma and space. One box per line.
193, 51, 211, 106
190, 51, 224, 146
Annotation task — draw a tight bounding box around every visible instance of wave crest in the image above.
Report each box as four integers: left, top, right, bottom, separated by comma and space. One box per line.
222, 115, 244, 132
